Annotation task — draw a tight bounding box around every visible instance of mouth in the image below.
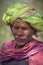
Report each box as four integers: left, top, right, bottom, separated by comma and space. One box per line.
16, 38, 26, 42
15, 38, 27, 46
14, 35, 27, 43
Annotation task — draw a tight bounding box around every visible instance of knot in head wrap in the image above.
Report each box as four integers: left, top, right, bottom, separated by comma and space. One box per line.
3, 3, 43, 32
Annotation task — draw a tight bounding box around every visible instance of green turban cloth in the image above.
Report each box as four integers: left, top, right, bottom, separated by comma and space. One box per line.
3, 3, 43, 32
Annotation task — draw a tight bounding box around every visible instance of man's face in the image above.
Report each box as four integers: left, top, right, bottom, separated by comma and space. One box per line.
11, 19, 35, 47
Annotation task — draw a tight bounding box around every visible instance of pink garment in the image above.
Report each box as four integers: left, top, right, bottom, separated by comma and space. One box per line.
0, 38, 43, 65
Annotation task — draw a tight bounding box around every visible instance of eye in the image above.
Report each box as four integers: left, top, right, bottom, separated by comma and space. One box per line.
22, 27, 28, 30
14, 26, 19, 29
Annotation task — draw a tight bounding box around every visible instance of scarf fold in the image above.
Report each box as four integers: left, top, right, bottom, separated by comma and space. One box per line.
0, 38, 43, 62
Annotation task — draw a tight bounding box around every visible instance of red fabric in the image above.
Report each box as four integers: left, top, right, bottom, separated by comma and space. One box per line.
29, 51, 43, 65
0, 38, 43, 65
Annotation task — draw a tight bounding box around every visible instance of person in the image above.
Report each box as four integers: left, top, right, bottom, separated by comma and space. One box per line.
0, 3, 43, 65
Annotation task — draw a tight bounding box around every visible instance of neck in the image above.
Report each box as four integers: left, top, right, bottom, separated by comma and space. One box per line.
15, 44, 25, 49
15, 38, 33, 49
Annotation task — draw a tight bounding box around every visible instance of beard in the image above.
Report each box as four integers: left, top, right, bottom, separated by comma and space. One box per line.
14, 35, 32, 47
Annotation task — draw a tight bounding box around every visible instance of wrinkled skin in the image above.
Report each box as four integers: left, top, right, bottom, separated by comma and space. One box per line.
10, 19, 36, 48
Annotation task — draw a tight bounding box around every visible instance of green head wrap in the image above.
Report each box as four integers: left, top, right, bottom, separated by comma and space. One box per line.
3, 3, 43, 32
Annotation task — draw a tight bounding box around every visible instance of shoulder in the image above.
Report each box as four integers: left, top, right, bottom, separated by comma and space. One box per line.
33, 38, 43, 44
1, 40, 16, 50
30, 51, 43, 65
32, 38, 43, 59
0, 40, 16, 54
34, 50, 43, 58
30, 39, 43, 64
34, 51, 43, 64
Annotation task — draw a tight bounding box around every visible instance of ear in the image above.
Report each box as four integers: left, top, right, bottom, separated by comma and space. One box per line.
33, 29, 37, 35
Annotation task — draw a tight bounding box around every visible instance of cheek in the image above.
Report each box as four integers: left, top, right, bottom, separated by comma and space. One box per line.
24, 30, 33, 36
12, 28, 17, 34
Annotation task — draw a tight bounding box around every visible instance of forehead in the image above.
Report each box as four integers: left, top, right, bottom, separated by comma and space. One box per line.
13, 19, 30, 27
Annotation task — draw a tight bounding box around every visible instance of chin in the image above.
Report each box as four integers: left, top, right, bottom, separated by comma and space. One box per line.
16, 41, 27, 46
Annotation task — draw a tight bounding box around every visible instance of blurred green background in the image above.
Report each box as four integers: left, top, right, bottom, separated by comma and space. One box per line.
0, 0, 43, 48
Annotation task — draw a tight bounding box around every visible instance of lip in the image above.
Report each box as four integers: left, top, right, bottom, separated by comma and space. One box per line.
16, 39, 26, 42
